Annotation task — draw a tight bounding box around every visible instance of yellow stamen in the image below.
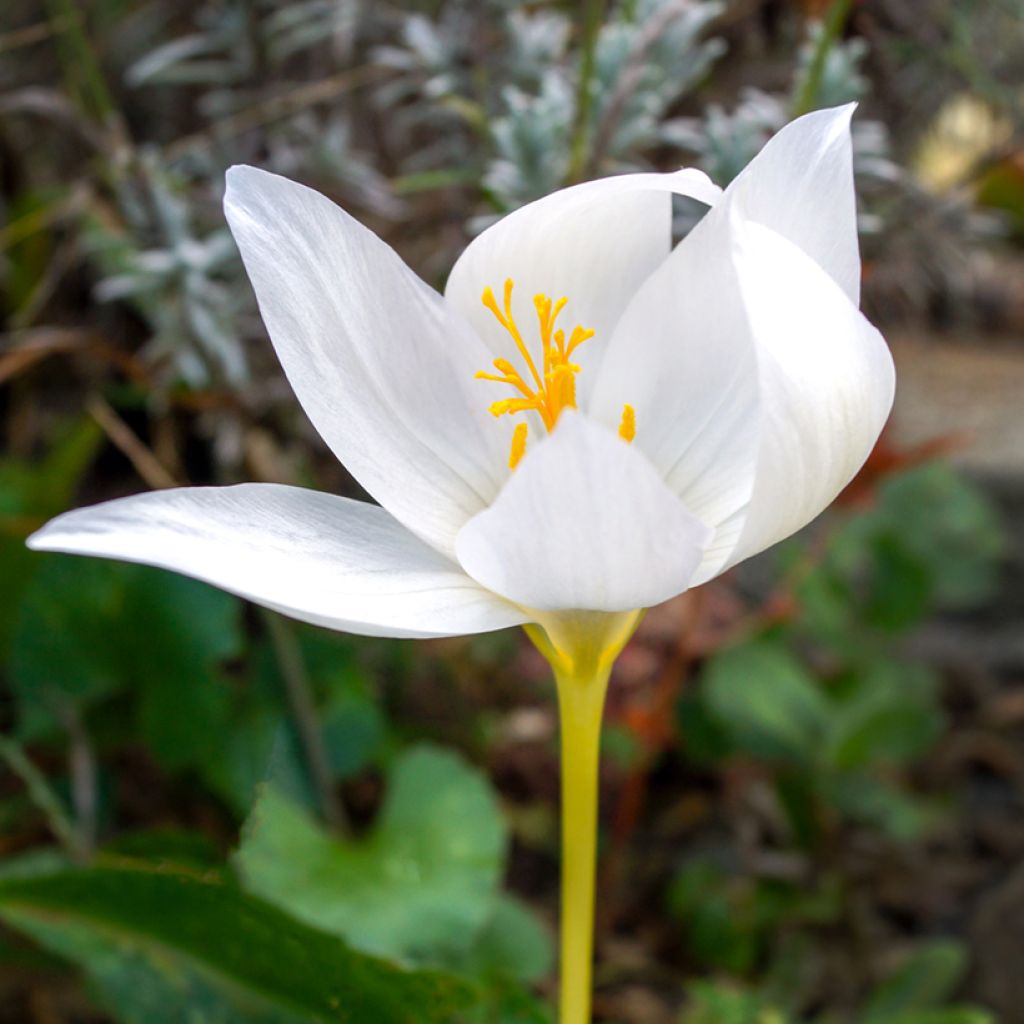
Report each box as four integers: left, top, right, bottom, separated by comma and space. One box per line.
508, 422, 528, 469
618, 404, 636, 443
476, 279, 636, 470
477, 278, 594, 438
482, 281, 544, 394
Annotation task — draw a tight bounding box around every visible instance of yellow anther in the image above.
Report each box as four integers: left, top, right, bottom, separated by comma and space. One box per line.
508, 422, 528, 469
618, 404, 636, 443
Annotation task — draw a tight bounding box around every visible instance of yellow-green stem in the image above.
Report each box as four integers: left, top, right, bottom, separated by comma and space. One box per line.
554, 661, 611, 1024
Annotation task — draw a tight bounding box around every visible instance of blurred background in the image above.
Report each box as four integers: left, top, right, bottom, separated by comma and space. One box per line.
1, 1, 1023, 1022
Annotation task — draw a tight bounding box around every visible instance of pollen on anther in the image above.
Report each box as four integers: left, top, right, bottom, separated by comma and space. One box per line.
618, 404, 636, 443
509, 422, 528, 469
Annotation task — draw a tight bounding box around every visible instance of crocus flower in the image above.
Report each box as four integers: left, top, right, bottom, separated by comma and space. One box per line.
28, 104, 893, 654
28, 103, 894, 1024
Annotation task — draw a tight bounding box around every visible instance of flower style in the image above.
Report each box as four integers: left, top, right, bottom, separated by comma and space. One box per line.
28, 104, 894, 658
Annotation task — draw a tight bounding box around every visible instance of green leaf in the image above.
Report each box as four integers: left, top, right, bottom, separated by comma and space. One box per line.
11, 559, 242, 768
128, 570, 241, 765
681, 979, 792, 1024
872, 464, 1004, 610
827, 775, 944, 841
236, 745, 505, 966
701, 642, 830, 764
205, 630, 386, 816
462, 895, 553, 984
101, 827, 223, 868
864, 941, 969, 1020
11, 557, 130, 734
0, 862, 472, 1024
826, 662, 944, 771
872, 1012, 993, 1024
862, 533, 933, 632
0, 419, 103, 662
669, 861, 761, 974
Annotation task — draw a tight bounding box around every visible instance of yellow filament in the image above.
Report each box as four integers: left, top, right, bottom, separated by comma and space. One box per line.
475, 279, 635, 467
476, 279, 591, 438
618, 404, 636, 443
508, 422, 528, 469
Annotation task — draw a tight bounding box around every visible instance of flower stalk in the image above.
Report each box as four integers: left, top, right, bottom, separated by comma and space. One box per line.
554, 658, 610, 1024
527, 612, 640, 1023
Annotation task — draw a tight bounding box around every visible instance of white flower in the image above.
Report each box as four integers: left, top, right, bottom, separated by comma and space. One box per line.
28, 105, 894, 653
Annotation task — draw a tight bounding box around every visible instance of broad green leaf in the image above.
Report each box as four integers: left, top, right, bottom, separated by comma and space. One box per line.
680, 980, 792, 1024
861, 534, 933, 632
827, 775, 944, 841
236, 745, 505, 965
127, 569, 241, 769
462, 895, 553, 984
826, 663, 944, 771
460, 983, 553, 1024
871, 464, 1004, 610
873, 1012, 993, 1024
701, 643, 830, 764
669, 861, 761, 975
0, 418, 103, 662
102, 827, 223, 868
0, 862, 471, 1024
11, 557, 129, 735
864, 941, 969, 1020
205, 630, 387, 816
11, 559, 242, 769
203, 703, 305, 816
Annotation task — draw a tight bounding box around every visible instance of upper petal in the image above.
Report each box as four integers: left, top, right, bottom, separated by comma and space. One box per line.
224, 167, 510, 558
725, 103, 861, 303
443, 169, 722, 404
454, 412, 712, 613
28, 485, 528, 639
722, 219, 895, 569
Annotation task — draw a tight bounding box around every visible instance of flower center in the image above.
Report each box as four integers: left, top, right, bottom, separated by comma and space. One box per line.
475, 278, 635, 469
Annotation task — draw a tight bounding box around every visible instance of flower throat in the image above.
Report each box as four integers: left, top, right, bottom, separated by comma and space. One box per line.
475, 279, 635, 469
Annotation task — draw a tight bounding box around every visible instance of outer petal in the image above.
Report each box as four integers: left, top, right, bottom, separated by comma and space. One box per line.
588, 196, 761, 582
590, 104, 872, 582
224, 167, 510, 558
454, 412, 712, 613
726, 103, 861, 303
444, 169, 722, 403
722, 220, 895, 569
27, 485, 528, 639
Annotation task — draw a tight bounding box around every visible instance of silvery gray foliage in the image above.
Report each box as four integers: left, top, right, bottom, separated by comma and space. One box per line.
480, 0, 726, 210
482, 73, 575, 210
588, 0, 725, 167
264, 0, 360, 64
5, 0, 1005, 398
795, 20, 869, 110
666, 30, 904, 233
663, 89, 783, 187
110, 0, 388, 388
367, 0, 726, 212
87, 152, 248, 388
126, 0, 259, 96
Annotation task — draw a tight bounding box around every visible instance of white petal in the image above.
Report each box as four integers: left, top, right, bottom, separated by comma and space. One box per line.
723, 220, 895, 569
224, 167, 509, 558
590, 105, 870, 582
455, 412, 712, 613
588, 193, 761, 583
444, 169, 722, 404
726, 103, 861, 303
27, 485, 527, 639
